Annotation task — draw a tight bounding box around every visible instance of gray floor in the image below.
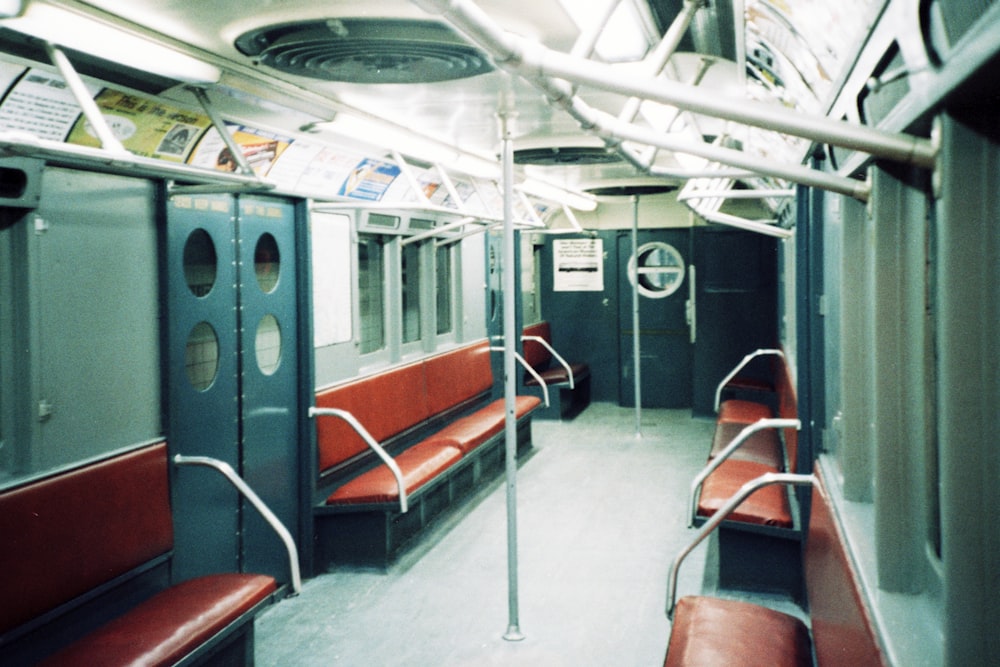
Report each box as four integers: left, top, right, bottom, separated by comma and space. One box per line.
255, 403, 719, 667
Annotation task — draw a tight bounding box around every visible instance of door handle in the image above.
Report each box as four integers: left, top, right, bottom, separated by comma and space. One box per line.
686, 265, 696, 344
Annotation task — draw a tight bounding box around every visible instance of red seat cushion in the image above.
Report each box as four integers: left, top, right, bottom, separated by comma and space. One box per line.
697, 459, 793, 527
521, 321, 553, 370
315, 362, 430, 473
426, 396, 541, 454
36, 574, 276, 667
709, 421, 784, 469
664, 596, 810, 667
326, 441, 463, 505
423, 342, 494, 415
524, 362, 589, 387
717, 398, 773, 424
0, 443, 173, 634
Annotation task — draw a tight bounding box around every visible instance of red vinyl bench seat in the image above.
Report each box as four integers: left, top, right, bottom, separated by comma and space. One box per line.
35, 574, 276, 667
0, 442, 278, 667
694, 349, 798, 530
690, 349, 805, 596
427, 395, 541, 455
664, 466, 887, 666
665, 596, 811, 667
716, 398, 774, 424
697, 459, 794, 528
708, 420, 784, 469
521, 321, 591, 419
313, 341, 540, 566
326, 441, 464, 505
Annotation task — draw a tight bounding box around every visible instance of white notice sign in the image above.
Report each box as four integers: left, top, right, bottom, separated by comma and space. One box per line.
553, 238, 603, 292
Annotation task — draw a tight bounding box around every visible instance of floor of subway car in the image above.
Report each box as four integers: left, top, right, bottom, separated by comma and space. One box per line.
255, 403, 724, 666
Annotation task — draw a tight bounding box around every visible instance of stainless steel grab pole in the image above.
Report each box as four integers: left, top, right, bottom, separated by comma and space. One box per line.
632, 195, 642, 437
499, 105, 524, 642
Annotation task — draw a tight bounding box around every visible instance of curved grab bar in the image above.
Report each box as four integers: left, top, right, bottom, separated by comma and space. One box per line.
713, 348, 785, 412
173, 454, 302, 596
309, 406, 408, 513
490, 346, 549, 407
668, 472, 817, 618
520, 335, 575, 389
688, 418, 800, 527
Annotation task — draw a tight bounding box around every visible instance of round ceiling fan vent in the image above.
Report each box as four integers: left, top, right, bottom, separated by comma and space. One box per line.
585, 184, 678, 197
235, 19, 493, 84
513, 146, 622, 166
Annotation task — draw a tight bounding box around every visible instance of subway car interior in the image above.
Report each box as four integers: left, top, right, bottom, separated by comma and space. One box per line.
0, 0, 998, 665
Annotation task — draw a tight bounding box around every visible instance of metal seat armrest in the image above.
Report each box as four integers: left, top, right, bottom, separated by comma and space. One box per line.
687, 418, 800, 526
668, 472, 816, 618
491, 346, 549, 407
309, 406, 409, 513
713, 348, 784, 412
521, 334, 576, 389
173, 454, 302, 596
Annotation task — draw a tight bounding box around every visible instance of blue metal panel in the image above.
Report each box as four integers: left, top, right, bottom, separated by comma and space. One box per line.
537, 230, 619, 405
166, 193, 240, 579
617, 229, 692, 408
691, 228, 778, 418
237, 195, 300, 581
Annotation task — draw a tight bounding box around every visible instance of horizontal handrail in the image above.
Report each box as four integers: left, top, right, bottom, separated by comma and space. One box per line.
173, 454, 302, 596
521, 334, 575, 389
713, 348, 785, 412
309, 407, 408, 513
667, 472, 817, 618
688, 418, 801, 527
491, 346, 549, 407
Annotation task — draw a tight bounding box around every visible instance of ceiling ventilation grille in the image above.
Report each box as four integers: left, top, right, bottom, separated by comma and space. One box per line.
513, 146, 622, 166
235, 19, 493, 84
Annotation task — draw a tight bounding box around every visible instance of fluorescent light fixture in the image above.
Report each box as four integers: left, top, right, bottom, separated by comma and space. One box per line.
0, 1, 22, 19
516, 178, 598, 211
0, 3, 221, 84
677, 188, 796, 201
448, 152, 501, 180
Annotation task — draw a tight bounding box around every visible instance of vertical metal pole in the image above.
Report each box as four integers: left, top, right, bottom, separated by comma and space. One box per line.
632, 195, 642, 437
500, 108, 524, 642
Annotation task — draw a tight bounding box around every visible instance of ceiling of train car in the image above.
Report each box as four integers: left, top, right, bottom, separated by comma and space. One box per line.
69, 0, 598, 147
21, 0, 749, 190
0, 0, 891, 210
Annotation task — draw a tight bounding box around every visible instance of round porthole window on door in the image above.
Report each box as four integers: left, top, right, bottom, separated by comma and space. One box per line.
182, 228, 217, 297
627, 241, 685, 298
255, 314, 282, 375
185, 321, 219, 391
255, 233, 280, 293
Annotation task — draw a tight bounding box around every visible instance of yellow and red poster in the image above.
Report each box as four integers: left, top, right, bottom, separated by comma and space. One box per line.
65, 88, 211, 161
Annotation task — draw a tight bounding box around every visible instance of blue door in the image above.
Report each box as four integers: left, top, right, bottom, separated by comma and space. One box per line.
618, 230, 693, 408
166, 192, 300, 584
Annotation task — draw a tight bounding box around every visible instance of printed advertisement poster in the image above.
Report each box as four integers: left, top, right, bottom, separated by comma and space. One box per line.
187, 123, 292, 175
0, 68, 96, 141
553, 238, 604, 292
65, 89, 211, 161
382, 165, 440, 204
338, 157, 401, 201
281, 144, 366, 195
